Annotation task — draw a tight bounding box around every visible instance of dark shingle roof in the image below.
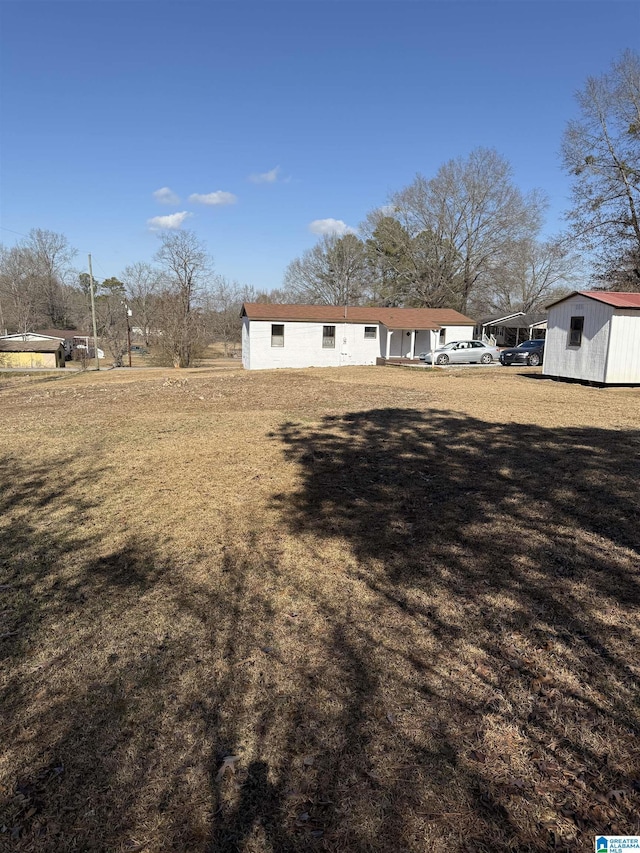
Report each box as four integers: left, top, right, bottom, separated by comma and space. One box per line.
0, 340, 64, 353
34, 329, 88, 340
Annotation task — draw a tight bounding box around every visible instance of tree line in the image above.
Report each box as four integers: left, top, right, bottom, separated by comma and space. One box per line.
280, 153, 579, 316
0, 229, 256, 367
1, 51, 638, 363
280, 50, 639, 313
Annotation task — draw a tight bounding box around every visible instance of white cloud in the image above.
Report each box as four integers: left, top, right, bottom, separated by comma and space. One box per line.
248, 166, 281, 184
147, 211, 192, 230
153, 186, 180, 205
308, 218, 357, 236
188, 191, 237, 206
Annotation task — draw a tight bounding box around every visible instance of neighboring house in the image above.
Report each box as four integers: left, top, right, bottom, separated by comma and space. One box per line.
543, 290, 640, 385
33, 329, 97, 359
477, 312, 547, 346
35, 329, 90, 359
0, 339, 65, 369
240, 303, 475, 370
0, 331, 104, 360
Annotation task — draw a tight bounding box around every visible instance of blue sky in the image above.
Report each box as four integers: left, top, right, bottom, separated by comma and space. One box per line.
0, 1, 637, 291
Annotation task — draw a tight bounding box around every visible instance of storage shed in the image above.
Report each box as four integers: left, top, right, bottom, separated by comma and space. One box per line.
0, 339, 66, 369
543, 290, 640, 385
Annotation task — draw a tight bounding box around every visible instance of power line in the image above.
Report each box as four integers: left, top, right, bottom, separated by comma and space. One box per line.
0, 226, 112, 281
0, 225, 29, 238
1, 226, 109, 272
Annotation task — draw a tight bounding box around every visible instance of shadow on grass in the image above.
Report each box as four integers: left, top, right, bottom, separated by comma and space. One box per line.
1, 406, 639, 852
267, 408, 640, 849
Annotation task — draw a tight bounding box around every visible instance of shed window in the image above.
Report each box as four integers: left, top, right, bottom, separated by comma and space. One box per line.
322, 326, 336, 348
271, 324, 284, 347
364, 326, 377, 339
569, 316, 584, 347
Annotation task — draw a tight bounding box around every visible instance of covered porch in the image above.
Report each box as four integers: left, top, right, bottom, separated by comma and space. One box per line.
381, 324, 442, 360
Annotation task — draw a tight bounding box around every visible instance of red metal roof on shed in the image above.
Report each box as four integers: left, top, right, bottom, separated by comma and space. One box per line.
241, 303, 474, 329
583, 291, 640, 308
546, 291, 640, 309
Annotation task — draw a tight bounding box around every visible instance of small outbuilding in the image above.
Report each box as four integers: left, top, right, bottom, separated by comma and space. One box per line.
543, 290, 640, 385
0, 331, 103, 361
0, 339, 66, 369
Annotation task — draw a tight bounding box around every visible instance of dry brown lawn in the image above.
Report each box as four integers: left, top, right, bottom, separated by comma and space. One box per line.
0, 364, 638, 852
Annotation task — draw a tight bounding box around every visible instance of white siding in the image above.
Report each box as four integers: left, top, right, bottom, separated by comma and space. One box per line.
241, 317, 250, 369
245, 320, 381, 370
604, 311, 640, 384
244, 319, 477, 370
543, 296, 613, 383
440, 325, 475, 345
415, 330, 434, 355
379, 325, 388, 358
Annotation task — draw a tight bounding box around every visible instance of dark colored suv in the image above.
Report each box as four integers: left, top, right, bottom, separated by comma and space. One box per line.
499, 339, 545, 367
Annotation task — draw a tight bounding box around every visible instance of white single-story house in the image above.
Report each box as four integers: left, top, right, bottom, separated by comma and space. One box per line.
543, 290, 640, 385
240, 303, 476, 370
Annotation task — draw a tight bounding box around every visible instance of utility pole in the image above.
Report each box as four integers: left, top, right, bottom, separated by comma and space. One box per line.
88, 254, 100, 370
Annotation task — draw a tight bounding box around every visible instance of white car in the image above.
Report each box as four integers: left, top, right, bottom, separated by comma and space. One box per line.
419, 340, 501, 365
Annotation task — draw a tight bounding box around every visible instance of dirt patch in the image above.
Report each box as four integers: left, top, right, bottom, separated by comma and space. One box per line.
1, 365, 638, 852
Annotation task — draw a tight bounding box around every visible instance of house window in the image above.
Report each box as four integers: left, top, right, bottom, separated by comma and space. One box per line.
322, 325, 336, 348
569, 316, 584, 346
271, 324, 284, 347
364, 326, 377, 339
439, 329, 446, 344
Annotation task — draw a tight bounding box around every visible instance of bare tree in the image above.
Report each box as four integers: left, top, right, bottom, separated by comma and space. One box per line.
390, 148, 547, 313
251, 288, 294, 303
0, 245, 40, 333
95, 277, 129, 366
0, 230, 78, 331
283, 233, 368, 305
596, 245, 640, 289
121, 262, 161, 346
204, 279, 255, 356
488, 238, 579, 314
153, 231, 212, 368
562, 50, 640, 285
24, 229, 78, 327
